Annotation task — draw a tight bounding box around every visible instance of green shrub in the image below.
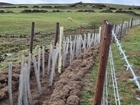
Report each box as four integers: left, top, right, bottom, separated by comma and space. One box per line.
54, 6, 64, 8
77, 10, 84, 12
41, 6, 52, 8
92, 4, 106, 9
77, 9, 95, 12
0, 10, 5, 13
21, 9, 48, 13
109, 7, 116, 10
100, 9, 113, 13
67, 11, 71, 12
85, 10, 95, 12
21, 9, 32, 13
18, 6, 29, 8
6, 10, 14, 13
52, 10, 63, 12
33, 5, 40, 8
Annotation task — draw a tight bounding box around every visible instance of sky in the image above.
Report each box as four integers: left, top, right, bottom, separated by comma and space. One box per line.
0, 0, 140, 5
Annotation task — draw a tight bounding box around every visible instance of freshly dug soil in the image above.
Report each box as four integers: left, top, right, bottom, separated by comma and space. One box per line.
0, 45, 99, 105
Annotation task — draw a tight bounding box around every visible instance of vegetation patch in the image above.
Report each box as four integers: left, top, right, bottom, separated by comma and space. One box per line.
52, 10, 63, 12
134, 7, 140, 10
92, 4, 107, 9
54, 6, 67, 9
100, 9, 113, 13
41, 5, 52, 8
18, 5, 29, 8
0, 10, 4, 13
108, 7, 117, 10
32, 5, 40, 8
115, 10, 140, 16
21, 9, 48, 13
77, 10, 95, 12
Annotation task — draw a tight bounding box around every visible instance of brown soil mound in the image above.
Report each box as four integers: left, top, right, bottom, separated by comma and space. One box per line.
0, 45, 99, 105
46, 45, 99, 105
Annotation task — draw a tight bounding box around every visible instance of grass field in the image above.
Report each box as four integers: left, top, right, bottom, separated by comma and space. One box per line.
0, 13, 139, 36
0, 2, 140, 36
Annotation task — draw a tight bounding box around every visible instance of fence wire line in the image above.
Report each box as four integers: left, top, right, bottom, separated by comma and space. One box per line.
102, 46, 121, 105
109, 46, 121, 105
101, 18, 140, 104
112, 30, 140, 90
102, 66, 109, 105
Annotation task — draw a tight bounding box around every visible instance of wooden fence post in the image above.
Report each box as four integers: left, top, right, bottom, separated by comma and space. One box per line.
79, 25, 82, 34
94, 25, 96, 35
120, 20, 124, 40
94, 20, 113, 105
130, 18, 133, 28
98, 26, 102, 43
29, 22, 35, 54
54, 22, 59, 46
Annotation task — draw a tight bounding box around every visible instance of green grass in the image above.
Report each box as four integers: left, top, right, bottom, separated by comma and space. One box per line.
0, 13, 139, 36
80, 57, 99, 105
80, 26, 140, 105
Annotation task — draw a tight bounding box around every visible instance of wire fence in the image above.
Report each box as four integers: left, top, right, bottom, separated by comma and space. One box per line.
101, 18, 140, 105
112, 31, 140, 89
102, 46, 121, 105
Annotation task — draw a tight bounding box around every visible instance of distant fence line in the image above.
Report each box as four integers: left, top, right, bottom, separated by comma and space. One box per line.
113, 18, 140, 40
102, 46, 121, 105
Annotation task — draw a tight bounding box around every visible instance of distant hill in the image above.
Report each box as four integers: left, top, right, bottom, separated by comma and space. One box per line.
0, 2, 13, 5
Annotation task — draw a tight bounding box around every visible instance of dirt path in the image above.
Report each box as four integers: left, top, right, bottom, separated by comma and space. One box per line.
0, 45, 99, 105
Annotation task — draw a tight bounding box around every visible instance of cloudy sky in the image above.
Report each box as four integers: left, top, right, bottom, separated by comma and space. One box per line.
1, 0, 140, 5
